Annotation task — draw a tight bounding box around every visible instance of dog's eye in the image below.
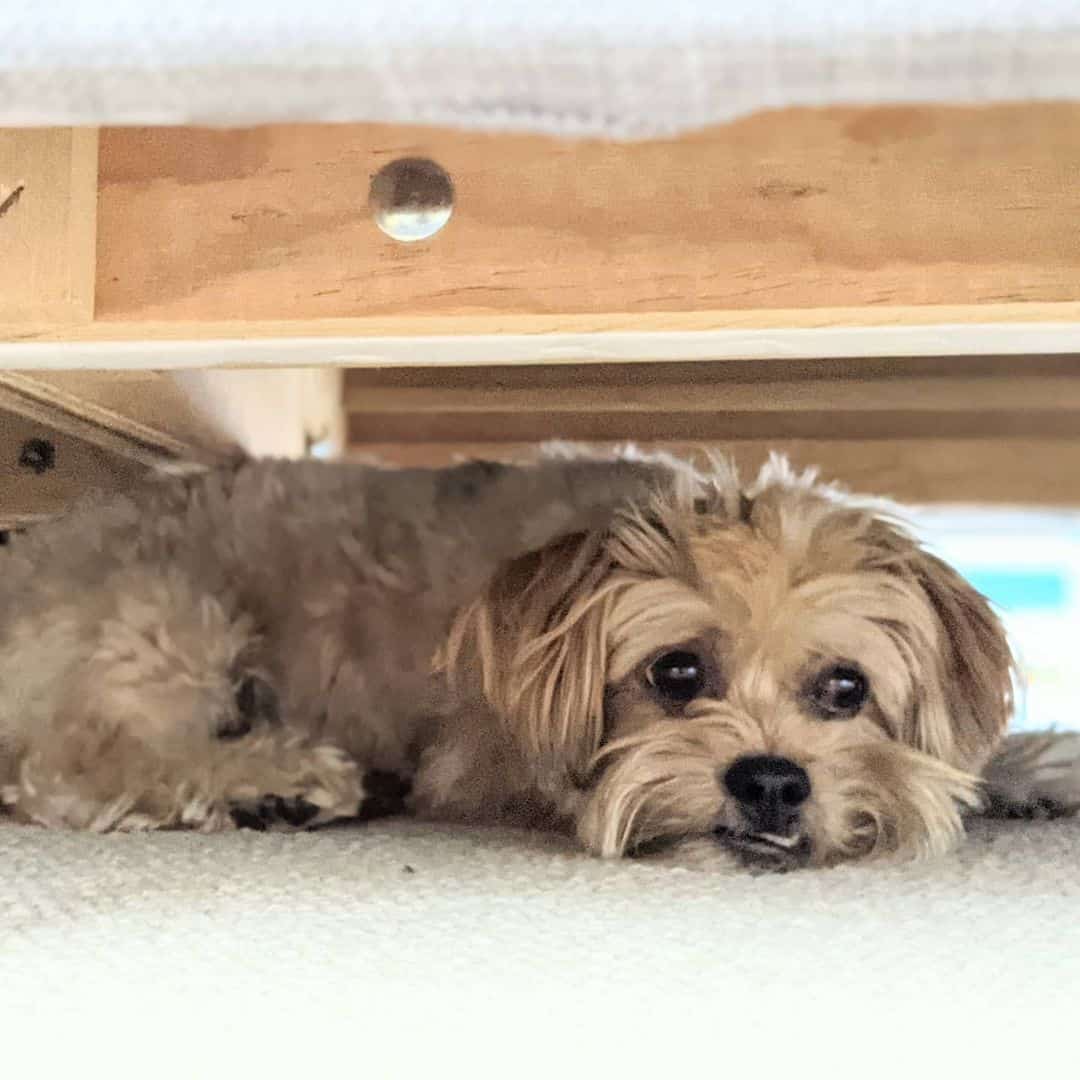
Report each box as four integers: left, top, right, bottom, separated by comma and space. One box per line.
648, 651, 705, 702
805, 664, 869, 719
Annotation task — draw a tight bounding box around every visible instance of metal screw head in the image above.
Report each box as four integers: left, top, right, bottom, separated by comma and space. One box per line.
369, 158, 454, 242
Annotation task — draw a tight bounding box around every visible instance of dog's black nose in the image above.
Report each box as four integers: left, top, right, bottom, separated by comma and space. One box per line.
723, 755, 811, 835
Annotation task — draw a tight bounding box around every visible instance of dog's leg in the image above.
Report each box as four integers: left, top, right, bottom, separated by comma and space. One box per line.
0, 565, 372, 831
227, 763, 411, 832
6, 725, 368, 832
980, 731, 1080, 819
189, 733, 372, 833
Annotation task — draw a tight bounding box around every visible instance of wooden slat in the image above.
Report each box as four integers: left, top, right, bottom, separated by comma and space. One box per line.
0, 409, 145, 529
94, 106, 1080, 325
347, 439, 1080, 507
7, 302, 1080, 346
0, 128, 98, 324
0, 370, 344, 465
344, 358, 1080, 442
0, 372, 237, 467
349, 409, 1080, 442
346, 354, 1080, 386
346, 376, 1080, 416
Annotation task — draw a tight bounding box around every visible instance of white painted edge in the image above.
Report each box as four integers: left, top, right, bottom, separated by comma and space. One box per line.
3, 323, 1080, 370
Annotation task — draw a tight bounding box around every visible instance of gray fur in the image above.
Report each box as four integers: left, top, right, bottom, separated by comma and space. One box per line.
2, 446, 1073, 863
0, 452, 671, 830
981, 731, 1080, 819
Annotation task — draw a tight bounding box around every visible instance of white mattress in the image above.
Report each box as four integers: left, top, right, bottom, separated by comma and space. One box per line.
3, 1, 1080, 136
3, 816, 1079, 1077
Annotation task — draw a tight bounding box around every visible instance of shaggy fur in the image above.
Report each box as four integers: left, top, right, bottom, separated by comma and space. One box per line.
0, 452, 664, 831
0, 447, 1071, 867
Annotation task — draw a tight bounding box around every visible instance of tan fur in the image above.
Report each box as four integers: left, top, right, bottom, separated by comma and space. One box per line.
0, 449, 1018, 868
0, 453, 667, 832
433, 452, 1015, 867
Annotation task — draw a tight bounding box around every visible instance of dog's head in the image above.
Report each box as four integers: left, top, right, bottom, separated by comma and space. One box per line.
444, 454, 1014, 868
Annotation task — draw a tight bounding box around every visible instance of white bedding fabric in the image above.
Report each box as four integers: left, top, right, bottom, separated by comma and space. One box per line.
3, 1, 1080, 136
3, 816, 1079, 1078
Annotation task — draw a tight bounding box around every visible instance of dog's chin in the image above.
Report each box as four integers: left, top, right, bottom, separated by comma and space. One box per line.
629, 828, 812, 871
712, 826, 813, 870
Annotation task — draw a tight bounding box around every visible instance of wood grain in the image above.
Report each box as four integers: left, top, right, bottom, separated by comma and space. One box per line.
346, 375, 1080, 417
344, 358, 1080, 443
350, 410, 1080, 442
0, 128, 98, 324
96, 106, 1080, 324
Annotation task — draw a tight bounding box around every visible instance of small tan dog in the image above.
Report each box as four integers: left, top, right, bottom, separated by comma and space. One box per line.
0, 448, 1072, 868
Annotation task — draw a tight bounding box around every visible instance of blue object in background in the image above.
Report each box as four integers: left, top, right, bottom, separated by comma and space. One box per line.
914, 509, 1080, 733
962, 569, 1069, 613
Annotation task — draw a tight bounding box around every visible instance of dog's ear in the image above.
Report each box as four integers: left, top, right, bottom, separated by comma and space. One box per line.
439, 533, 615, 784
854, 511, 1015, 772
438, 457, 733, 786
903, 546, 1014, 770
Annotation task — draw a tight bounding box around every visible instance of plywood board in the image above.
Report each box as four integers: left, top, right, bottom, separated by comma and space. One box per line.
0, 409, 145, 529
0, 128, 98, 324
95, 107, 1080, 325
344, 357, 1080, 443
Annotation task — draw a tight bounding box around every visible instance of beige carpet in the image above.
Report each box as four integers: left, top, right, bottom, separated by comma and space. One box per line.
3, 816, 1078, 1078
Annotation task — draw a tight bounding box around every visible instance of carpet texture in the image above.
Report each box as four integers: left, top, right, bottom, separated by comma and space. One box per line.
3, 816, 1079, 1077
3, 1, 1080, 135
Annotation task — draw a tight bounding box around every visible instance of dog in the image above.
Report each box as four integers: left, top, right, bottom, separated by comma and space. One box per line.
0, 447, 1074, 868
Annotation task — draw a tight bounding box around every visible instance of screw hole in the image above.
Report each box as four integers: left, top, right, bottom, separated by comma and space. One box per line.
18, 438, 56, 475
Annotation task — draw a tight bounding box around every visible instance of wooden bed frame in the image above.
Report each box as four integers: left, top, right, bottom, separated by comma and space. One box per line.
2, 103, 1079, 520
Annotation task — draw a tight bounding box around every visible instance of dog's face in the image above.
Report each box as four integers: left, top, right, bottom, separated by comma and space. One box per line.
447, 456, 1014, 869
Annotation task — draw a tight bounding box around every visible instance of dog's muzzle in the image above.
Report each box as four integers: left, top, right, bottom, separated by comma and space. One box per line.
716, 754, 812, 867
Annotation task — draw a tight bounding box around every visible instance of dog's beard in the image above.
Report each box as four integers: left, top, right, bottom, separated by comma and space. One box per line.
576, 705, 982, 868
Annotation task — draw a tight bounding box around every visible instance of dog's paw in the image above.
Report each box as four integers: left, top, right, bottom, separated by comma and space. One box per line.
981, 731, 1080, 820
216, 673, 280, 740
227, 768, 412, 832
229, 793, 325, 831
